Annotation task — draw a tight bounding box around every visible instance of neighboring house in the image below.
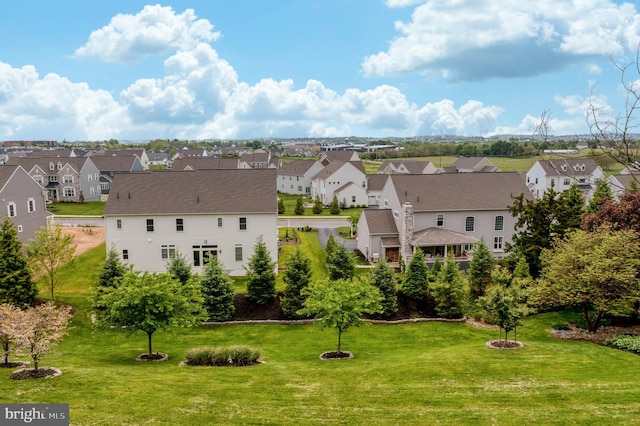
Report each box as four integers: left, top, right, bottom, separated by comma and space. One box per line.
311, 160, 367, 206
318, 150, 360, 166
147, 151, 169, 167
448, 157, 500, 173
276, 159, 323, 196
90, 149, 150, 170
172, 148, 209, 160
104, 169, 278, 276
171, 157, 240, 170
377, 160, 438, 175
366, 174, 387, 207
6, 156, 102, 203
607, 173, 640, 200
90, 155, 145, 196
0, 165, 50, 244
525, 158, 605, 198
357, 173, 532, 266
239, 151, 272, 169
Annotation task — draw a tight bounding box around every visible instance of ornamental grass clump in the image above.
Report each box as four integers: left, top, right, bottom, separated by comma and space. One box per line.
184, 345, 262, 366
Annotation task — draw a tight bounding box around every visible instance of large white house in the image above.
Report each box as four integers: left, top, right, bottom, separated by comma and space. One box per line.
104, 169, 278, 276
357, 173, 532, 265
525, 158, 604, 199
276, 159, 323, 196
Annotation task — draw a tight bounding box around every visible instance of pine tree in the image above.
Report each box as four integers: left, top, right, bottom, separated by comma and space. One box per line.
278, 197, 286, 214
327, 244, 355, 281
329, 196, 341, 215
586, 178, 612, 214
325, 233, 338, 258
281, 248, 312, 319
431, 257, 442, 277
402, 249, 429, 301
92, 248, 127, 314
468, 238, 494, 299
370, 261, 398, 319
294, 196, 305, 215
312, 197, 323, 214
246, 236, 277, 304
166, 251, 192, 285
432, 253, 465, 319
200, 255, 235, 322
0, 219, 36, 308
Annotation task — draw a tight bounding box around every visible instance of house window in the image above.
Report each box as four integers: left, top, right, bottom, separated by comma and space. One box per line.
88, 174, 92, 182
218, 217, 223, 227
239, 217, 247, 230
17, 225, 22, 233
7, 202, 16, 217
27, 198, 35, 213
551, 178, 555, 187
493, 236, 504, 251
464, 243, 475, 253
298, 186, 303, 192
49, 176, 58, 182
57, 162, 63, 170
465, 216, 475, 232
235, 245, 243, 261
161, 244, 176, 260
192, 245, 218, 267
101, 182, 109, 191
90, 187, 95, 194
95, 173, 99, 180
352, 196, 356, 203
383, 199, 389, 209
563, 178, 571, 186
116, 219, 122, 229
436, 213, 444, 227
122, 249, 129, 260
146, 219, 154, 232
63, 187, 75, 197
176, 218, 184, 232
494, 215, 504, 231
49, 162, 55, 170
33, 175, 44, 184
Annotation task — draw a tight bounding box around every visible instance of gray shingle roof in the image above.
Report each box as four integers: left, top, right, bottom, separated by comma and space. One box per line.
172, 157, 239, 170
104, 169, 277, 215
362, 209, 398, 235
389, 172, 532, 212
278, 159, 318, 176
536, 158, 600, 177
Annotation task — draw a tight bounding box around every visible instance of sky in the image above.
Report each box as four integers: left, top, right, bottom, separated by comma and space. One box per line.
1, 0, 640, 142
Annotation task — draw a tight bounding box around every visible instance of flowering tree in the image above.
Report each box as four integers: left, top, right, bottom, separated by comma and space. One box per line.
13, 302, 73, 371
0, 304, 24, 365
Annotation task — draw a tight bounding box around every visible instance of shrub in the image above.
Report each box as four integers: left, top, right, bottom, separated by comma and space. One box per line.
184, 345, 262, 366
605, 334, 640, 354
551, 322, 570, 331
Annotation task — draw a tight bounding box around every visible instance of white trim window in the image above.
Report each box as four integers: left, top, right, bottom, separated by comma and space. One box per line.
494, 215, 504, 231
161, 244, 176, 260
465, 216, 475, 232
493, 236, 504, 251
7, 202, 16, 217
436, 213, 444, 227
63, 175, 74, 184
235, 244, 243, 261
63, 187, 76, 197
27, 198, 35, 213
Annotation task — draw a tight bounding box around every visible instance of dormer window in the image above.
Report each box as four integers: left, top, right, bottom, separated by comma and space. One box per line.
57, 162, 63, 170
49, 162, 55, 170
561, 164, 567, 171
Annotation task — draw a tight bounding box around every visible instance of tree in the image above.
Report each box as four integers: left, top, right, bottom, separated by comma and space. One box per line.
478, 284, 527, 343
199, 255, 235, 322
281, 248, 312, 319
96, 272, 206, 356
325, 233, 338, 258
0, 219, 36, 308
0, 304, 23, 365
536, 227, 640, 332
278, 197, 286, 214
468, 239, 494, 299
402, 249, 429, 301
369, 261, 398, 319
431, 257, 442, 277
14, 302, 72, 371
348, 210, 361, 237
299, 278, 382, 355
432, 253, 465, 319
586, 178, 613, 214
582, 189, 640, 233
329, 196, 341, 215
327, 244, 355, 281
245, 236, 277, 304
92, 248, 127, 314
26, 224, 76, 301
312, 197, 323, 214
294, 196, 305, 215
166, 251, 192, 285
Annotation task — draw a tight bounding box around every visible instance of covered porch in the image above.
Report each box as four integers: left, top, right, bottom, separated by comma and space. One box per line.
411, 227, 479, 261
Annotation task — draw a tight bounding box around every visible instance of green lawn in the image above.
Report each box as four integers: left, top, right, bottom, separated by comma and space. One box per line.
3, 244, 640, 424
47, 201, 105, 216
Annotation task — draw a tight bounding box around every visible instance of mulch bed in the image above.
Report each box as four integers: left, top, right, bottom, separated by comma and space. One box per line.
136, 352, 168, 362
550, 323, 640, 345
10, 367, 62, 380
319, 351, 354, 360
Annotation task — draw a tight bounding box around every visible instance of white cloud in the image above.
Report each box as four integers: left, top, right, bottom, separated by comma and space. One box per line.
363, 0, 640, 81
74, 5, 219, 63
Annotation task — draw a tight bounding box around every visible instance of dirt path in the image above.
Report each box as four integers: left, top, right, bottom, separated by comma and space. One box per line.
60, 226, 105, 256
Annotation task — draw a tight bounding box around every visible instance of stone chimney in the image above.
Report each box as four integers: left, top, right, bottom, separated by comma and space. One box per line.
400, 202, 414, 265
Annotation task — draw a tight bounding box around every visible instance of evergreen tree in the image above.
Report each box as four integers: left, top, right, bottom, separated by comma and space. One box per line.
246, 236, 277, 304
312, 197, 323, 214
431, 257, 442, 277
468, 238, 494, 299
402, 249, 429, 301
92, 248, 127, 314
294, 196, 305, 215
329, 196, 341, 215
0, 219, 35, 308
557, 184, 585, 232
586, 178, 612, 214
432, 253, 465, 319
281, 248, 312, 319
370, 261, 398, 319
278, 197, 286, 214
200, 255, 235, 322
327, 244, 355, 281
512, 255, 531, 279
325, 233, 338, 258
166, 251, 192, 285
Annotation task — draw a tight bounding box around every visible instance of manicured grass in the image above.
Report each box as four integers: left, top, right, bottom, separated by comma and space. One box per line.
278, 193, 362, 216
47, 201, 105, 216
7, 243, 640, 424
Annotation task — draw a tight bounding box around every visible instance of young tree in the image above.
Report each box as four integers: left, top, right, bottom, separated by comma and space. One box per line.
199, 255, 235, 322
92, 248, 127, 314
26, 224, 76, 301
0, 304, 23, 365
468, 239, 494, 299
281, 248, 312, 319
431, 257, 442, 277
96, 272, 206, 357
537, 227, 640, 332
166, 251, 192, 285
586, 178, 613, 214
478, 284, 527, 343
278, 197, 286, 214
325, 233, 338, 258
14, 302, 73, 371
294, 196, 305, 215
348, 210, 361, 237
329, 196, 341, 215
299, 278, 382, 355
0, 219, 36, 308
312, 197, 323, 214
402, 249, 430, 301
369, 261, 398, 319
432, 253, 465, 319
246, 236, 277, 304
327, 244, 355, 281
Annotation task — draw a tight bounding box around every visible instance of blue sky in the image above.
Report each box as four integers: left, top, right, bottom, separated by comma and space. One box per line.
1, 0, 639, 141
